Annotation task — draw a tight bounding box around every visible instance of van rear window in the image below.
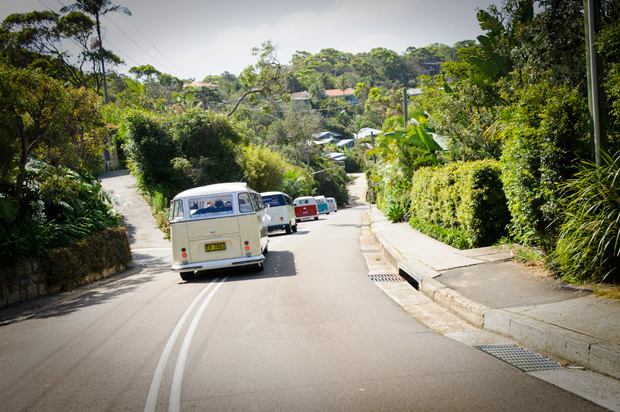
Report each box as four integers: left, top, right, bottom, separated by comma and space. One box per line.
189, 194, 234, 218
262, 194, 285, 207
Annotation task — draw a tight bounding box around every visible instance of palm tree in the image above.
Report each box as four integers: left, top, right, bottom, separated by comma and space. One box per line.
61, 0, 131, 103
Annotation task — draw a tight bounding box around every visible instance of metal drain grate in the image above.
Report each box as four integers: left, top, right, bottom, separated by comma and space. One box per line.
477, 345, 562, 372
368, 273, 405, 282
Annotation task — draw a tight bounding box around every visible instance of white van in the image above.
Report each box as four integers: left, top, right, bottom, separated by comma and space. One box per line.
326, 197, 338, 213
169, 182, 269, 281
261, 191, 297, 234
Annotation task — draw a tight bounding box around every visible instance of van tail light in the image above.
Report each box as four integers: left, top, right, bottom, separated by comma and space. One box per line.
244, 241, 250, 251
280, 217, 284, 222
181, 247, 187, 258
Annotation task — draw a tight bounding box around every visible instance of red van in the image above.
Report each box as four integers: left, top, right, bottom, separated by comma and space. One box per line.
293, 196, 319, 222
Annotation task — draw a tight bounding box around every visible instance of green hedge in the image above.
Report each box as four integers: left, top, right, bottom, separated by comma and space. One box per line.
42, 226, 132, 291
409, 160, 509, 249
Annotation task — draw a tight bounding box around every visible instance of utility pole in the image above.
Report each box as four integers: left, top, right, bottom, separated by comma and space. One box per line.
584, 0, 607, 165
403, 87, 408, 127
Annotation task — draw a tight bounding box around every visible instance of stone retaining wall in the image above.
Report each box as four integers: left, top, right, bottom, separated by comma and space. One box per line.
0, 258, 126, 310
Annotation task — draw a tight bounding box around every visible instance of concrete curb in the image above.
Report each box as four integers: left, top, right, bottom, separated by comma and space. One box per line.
485, 309, 620, 380
369, 211, 620, 380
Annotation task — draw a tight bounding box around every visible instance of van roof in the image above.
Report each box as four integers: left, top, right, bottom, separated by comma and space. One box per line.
261, 191, 286, 196
173, 182, 250, 199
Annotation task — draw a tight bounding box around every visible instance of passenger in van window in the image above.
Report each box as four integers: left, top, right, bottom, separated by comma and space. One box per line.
239, 194, 252, 213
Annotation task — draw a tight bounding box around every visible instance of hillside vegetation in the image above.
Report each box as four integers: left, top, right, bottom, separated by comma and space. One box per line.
1, 0, 620, 284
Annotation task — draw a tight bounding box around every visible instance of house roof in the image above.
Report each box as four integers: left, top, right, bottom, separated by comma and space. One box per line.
183, 81, 220, 89
313, 138, 337, 145
324, 88, 356, 97
291, 91, 310, 99
326, 152, 346, 161
337, 139, 355, 147
312, 131, 342, 140
354, 128, 383, 140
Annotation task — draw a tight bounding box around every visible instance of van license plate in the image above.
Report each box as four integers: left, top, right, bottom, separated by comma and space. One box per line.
205, 242, 226, 252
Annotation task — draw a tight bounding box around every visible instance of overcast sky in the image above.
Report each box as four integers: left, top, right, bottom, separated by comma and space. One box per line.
3, 0, 497, 81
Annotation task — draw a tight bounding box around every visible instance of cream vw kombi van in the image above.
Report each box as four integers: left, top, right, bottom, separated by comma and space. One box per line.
261, 191, 297, 234
169, 183, 269, 281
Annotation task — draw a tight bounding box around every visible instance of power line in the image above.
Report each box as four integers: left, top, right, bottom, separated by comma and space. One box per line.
39, 0, 186, 79
120, 14, 190, 79
102, 14, 182, 78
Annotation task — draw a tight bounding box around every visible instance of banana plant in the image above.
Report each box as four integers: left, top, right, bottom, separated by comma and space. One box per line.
369, 115, 445, 171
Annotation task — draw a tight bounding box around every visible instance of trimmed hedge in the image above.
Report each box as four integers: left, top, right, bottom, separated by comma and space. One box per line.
409, 160, 509, 249
42, 226, 132, 291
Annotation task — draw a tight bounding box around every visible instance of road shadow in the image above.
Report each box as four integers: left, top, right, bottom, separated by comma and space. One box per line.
0, 264, 168, 325
181, 250, 296, 284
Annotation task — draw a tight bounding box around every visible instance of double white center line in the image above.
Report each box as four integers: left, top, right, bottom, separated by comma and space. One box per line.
144, 277, 228, 412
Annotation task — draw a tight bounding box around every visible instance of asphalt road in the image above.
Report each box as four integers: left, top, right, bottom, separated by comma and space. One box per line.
0, 172, 608, 411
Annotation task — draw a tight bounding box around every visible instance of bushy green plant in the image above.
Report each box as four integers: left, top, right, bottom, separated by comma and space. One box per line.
0, 161, 122, 272
387, 204, 406, 223
308, 152, 349, 205
410, 216, 471, 250
409, 159, 509, 249
238, 144, 288, 192
281, 168, 315, 200
549, 152, 620, 284
499, 81, 590, 253
122, 109, 245, 200
344, 146, 367, 173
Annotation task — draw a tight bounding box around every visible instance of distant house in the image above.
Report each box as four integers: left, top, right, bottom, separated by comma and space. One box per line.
313, 138, 338, 146
326, 151, 346, 166
291, 91, 310, 101
337, 139, 355, 149
291, 88, 358, 104
312, 131, 342, 141
182, 81, 220, 90
324, 88, 358, 104
354, 127, 382, 141
419, 61, 442, 76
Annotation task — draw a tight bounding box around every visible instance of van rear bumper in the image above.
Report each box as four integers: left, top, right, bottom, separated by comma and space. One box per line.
267, 223, 289, 231
171, 254, 265, 273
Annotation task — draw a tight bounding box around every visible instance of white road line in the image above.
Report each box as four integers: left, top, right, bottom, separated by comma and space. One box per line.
168, 277, 228, 412
144, 278, 222, 412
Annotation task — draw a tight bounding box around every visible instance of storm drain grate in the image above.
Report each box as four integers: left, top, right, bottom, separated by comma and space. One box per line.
368, 273, 405, 282
476, 345, 562, 372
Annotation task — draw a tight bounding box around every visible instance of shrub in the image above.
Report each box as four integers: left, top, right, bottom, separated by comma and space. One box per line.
409, 159, 509, 249
549, 152, 620, 284
123, 110, 244, 201
499, 81, 589, 253
238, 144, 288, 192
0, 162, 122, 270
281, 167, 314, 200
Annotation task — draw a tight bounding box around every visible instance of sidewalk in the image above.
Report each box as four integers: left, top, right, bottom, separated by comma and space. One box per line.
368, 204, 620, 381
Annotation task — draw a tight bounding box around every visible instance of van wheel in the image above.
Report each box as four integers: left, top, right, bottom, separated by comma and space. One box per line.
286, 225, 292, 234
180, 272, 194, 281
254, 262, 264, 272
292, 223, 298, 233
314, 216, 319, 220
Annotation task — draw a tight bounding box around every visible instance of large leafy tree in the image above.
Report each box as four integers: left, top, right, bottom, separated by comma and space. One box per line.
0, 64, 105, 206
0, 11, 95, 85
228, 40, 290, 116
60, 0, 131, 103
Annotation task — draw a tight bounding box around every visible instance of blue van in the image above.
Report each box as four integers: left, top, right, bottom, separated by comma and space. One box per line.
314, 195, 329, 215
